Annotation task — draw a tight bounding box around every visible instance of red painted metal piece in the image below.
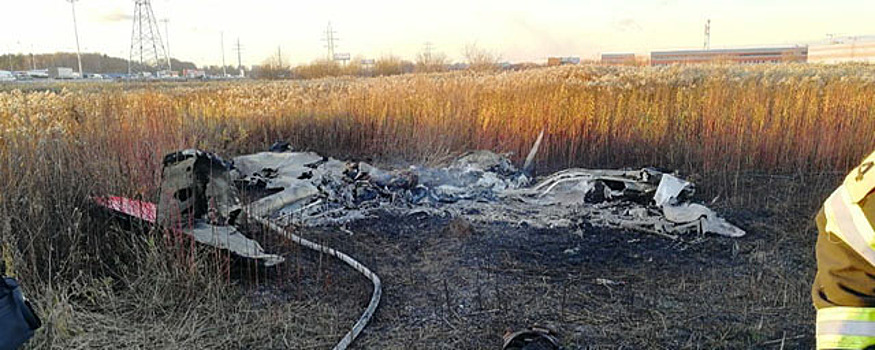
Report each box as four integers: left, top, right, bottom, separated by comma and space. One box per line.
92, 196, 157, 223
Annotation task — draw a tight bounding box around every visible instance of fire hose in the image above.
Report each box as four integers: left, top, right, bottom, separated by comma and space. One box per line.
247, 214, 382, 350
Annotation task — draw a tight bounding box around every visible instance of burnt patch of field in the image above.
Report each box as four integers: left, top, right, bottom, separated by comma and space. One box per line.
246, 175, 824, 349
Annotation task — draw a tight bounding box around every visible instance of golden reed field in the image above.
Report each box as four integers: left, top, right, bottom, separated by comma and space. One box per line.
1, 63, 874, 348
3, 64, 874, 191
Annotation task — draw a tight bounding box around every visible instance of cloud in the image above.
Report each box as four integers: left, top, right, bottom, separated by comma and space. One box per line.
98, 10, 133, 23
614, 18, 643, 32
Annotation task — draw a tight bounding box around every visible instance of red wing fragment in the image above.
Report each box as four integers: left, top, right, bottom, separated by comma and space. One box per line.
92, 196, 157, 223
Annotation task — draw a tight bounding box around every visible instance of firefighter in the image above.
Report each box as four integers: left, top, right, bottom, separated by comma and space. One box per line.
812, 150, 875, 349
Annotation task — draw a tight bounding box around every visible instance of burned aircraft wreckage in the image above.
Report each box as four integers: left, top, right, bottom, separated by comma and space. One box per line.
229, 148, 744, 238
94, 143, 745, 349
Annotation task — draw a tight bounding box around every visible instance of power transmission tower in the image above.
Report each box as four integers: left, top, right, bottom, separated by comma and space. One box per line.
129, 0, 169, 75
67, 0, 83, 77
703, 19, 711, 50
220, 31, 226, 77
423, 41, 434, 61
322, 22, 339, 60
160, 18, 171, 71
234, 38, 244, 77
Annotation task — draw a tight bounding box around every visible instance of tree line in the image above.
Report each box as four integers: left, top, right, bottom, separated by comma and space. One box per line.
251, 44, 510, 80
0, 52, 197, 74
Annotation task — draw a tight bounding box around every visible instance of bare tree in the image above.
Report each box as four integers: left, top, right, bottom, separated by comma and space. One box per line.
375, 55, 406, 76
463, 43, 500, 71
256, 52, 289, 79
415, 50, 448, 73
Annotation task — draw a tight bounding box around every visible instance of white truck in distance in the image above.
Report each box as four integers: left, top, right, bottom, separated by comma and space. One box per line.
49, 67, 75, 79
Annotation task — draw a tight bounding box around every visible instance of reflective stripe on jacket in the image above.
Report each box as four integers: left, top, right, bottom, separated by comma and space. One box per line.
817, 307, 875, 349
815, 150, 875, 349
822, 186, 875, 268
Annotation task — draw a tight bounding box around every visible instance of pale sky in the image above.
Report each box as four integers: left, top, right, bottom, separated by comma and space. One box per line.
1, 0, 873, 67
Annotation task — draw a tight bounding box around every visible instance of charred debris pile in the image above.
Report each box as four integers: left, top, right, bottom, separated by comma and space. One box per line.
232, 146, 744, 239
96, 146, 745, 265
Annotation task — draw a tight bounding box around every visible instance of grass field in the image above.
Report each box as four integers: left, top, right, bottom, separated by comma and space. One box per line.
1, 63, 874, 348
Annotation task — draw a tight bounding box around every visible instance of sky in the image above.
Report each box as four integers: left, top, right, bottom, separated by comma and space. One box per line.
1, 0, 874, 67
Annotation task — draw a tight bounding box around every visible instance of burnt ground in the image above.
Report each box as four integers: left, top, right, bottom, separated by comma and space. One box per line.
240, 175, 825, 350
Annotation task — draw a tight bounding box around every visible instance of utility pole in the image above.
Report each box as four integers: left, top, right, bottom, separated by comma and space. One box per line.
68, 0, 83, 77
424, 41, 434, 61
234, 38, 243, 77
31, 45, 35, 70
850, 36, 858, 59
277, 46, 282, 68
703, 19, 711, 50
161, 18, 171, 71
6, 47, 12, 71
322, 22, 338, 60
220, 31, 226, 77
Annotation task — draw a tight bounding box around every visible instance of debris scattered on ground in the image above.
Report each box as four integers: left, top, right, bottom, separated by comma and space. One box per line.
90, 146, 748, 350
594, 278, 626, 287
232, 149, 745, 238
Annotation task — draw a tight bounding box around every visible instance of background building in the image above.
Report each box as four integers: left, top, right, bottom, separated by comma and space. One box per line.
808, 36, 875, 64
650, 46, 808, 65
601, 53, 636, 65
547, 57, 581, 66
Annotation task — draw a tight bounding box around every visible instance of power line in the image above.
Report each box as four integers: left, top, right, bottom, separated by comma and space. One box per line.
220, 31, 226, 77
423, 41, 434, 61
234, 38, 243, 77
704, 19, 711, 50
129, 0, 169, 75
322, 22, 339, 60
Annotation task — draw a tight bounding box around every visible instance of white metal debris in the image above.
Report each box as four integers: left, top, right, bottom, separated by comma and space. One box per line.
231, 150, 745, 239
155, 149, 285, 265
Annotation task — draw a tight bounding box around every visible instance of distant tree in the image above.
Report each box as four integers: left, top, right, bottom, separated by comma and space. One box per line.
254, 52, 290, 79
293, 59, 342, 79
415, 50, 448, 73
374, 55, 413, 76
463, 43, 501, 71
0, 52, 197, 74
342, 56, 365, 76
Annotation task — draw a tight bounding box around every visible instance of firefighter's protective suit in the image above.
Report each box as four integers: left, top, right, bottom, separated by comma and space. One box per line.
813, 150, 875, 349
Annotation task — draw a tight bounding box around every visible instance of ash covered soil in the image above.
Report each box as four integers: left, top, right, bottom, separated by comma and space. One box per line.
246, 175, 821, 349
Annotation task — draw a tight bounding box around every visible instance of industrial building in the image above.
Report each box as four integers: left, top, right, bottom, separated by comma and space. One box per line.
547, 57, 581, 66
601, 53, 636, 65
808, 37, 875, 64
650, 46, 808, 65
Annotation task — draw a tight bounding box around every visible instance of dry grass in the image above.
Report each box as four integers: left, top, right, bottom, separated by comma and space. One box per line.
0, 63, 873, 348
